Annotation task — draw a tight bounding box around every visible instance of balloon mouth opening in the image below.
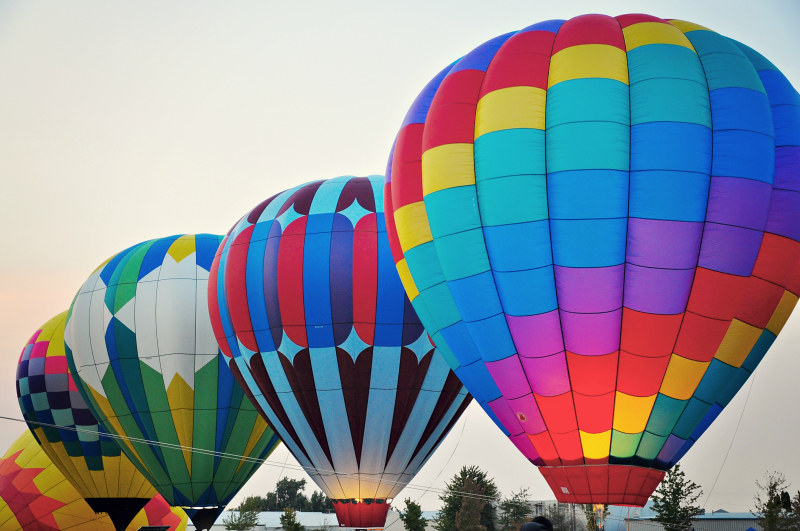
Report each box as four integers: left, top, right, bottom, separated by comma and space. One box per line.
84, 497, 151, 531
332, 499, 392, 528
182, 506, 224, 531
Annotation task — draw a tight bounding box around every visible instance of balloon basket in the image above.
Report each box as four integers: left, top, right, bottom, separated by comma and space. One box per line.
539, 464, 665, 506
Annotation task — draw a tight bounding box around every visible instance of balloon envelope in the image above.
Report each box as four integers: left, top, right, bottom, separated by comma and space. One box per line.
64, 234, 281, 528
209, 176, 471, 528
385, 14, 800, 505
0, 430, 188, 531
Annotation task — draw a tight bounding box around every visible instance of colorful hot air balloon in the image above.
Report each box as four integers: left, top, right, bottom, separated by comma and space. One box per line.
208, 176, 472, 528
385, 14, 800, 505
16, 311, 157, 531
0, 430, 188, 531
64, 234, 282, 530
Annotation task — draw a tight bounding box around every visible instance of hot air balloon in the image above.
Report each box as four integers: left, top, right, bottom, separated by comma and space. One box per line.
208, 176, 472, 528
384, 14, 800, 505
16, 311, 157, 530
0, 429, 188, 531
64, 234, 282, 530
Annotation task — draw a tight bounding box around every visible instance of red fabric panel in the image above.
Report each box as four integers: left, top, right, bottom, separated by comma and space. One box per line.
607, 464, 632, 505
588, 465, 610, 498
687, 268, 747, 320
536, 392, 578, 433
551, 14, 626, 54
383, 181, 405, 265
353, 214, 378, 344
617, 351, 671, 396
620, 309, 683, 357
539, 465, 665, 506
224, 226, 257, 352
573, 392, 614, 433
277, 218, 308, 347
616, 13, 668, 28
673, 312, 730, 362
567, 351, 618, 395
390, 123, 425, 209
735, 276, 786, 327
479, 30, 555, 95
528, 432, 561, 464
208, 238, 231, 357
421, 69, 484, 150
752, 234, 800, 294
333, 500, 391, 528
550, 430, 584, 464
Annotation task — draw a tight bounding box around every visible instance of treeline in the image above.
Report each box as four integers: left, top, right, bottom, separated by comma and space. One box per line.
236, 477, 334, 513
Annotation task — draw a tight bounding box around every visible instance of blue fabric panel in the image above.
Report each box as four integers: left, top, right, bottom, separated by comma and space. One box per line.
550, 218, 628, 267
711, 130, 774, 183
474, 129, 545, 178
434, 228, 491, 280
447, 271, 503, 322
375, 228, 407, 347
137, 237, 176, 281
689, 403, 723, 441
303, 230, 334, 348
430, 330, 459, 369
547, 169, 628, 219
654, 434, 687, 466
246, 233, 275, 353
404, 241, 446, 291
400, 64, 453, 128
672, 397, 711, 439
715, 369, 750, 408
741, 330, 776, 372
494, 267, 557, 316
310, 348, 356, 472
425, 186, 482, 236
545, 79, 630, 127
694, 359, 738, 404
684, 31, 765, 93
546, 122, 630, 173
644, 394, 687, 437
773, 106, 800, 146
419, 282, 463, 331
626, 44, 707, 84
476, 174, 548, 226
630, 122, 712, 173
438, 321, 482, 366
520, 19, 565, 33
195, 234, 221, 272
731, 40, 776, 71
464, 313, 517, 362
482, 220, 552, 271
636, 432, 667, 460
710, 87, 774, 135
454, 359, 503, 402
757, 70, 800, 107
630, 78, 711, 126
449, 33, 513, 74
629, 170, 710, 221
308, 179, 346, 215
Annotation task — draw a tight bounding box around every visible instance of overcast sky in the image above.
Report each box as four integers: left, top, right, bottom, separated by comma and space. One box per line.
1, 0, 799, 516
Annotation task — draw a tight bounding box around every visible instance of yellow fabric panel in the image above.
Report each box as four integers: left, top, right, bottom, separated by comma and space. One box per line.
579, 430, 611, 459
548, 44, 629, 87
394, 201, 433, 253
623, 22, 696, 51
167, 234, 197, 264
38, 312, 67, 351
236, 417, 269, 476
0, 504, 20, 528
395, 258, 419, 301
767, 290, 799, 335
714, 319, 762, 368
89, 386, 143, 464
660, 355, 710, 400
475, 86, 547, 137
34, 428, 97, 497
43, 476, 81, 505
421, 143, 476, 195
166, 374, 195, 474
612, 393, 657, 434
668, 19, 712, 33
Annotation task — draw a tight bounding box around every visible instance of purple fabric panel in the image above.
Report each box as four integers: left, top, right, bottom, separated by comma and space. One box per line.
624, 264, 695, 315
507, 394, 547, 434
507, 311, 563, 357
765, 189, 800, 241
486, 356, 532, 400
626, 218, 703, 269
655, 433, 686, 463
698, 223, 764, 275
554, 265, 623, 313
488, 396, 524, 436
520, 352, 570, 396
510, 432, 542, 463
705, 176, 772, 230
775, 146, 800, 191
560, 309, 621, 355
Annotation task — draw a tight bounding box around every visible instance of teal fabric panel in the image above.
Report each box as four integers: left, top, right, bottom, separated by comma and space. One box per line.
425, 186, 482, 237
482, 220, 553, 271
643, 394, 687, 437
636, 431, 667, 460
433, 228, 491, 280
546, 122, 630, 173
630, 78, 711, 126
477, 173, 548, 226
545, 78, 630, 127
672, 397, 711, 439
474, 128, 546, 179
626, 44, 706, 84
404, 241, 446, 291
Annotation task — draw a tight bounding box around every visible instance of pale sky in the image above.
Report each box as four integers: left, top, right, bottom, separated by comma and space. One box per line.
1, 0, 799, 516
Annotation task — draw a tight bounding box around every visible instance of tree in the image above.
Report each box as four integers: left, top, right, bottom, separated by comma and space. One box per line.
754, 471, 796, 530
498, 489, 533, 531
222, 509, 260, 531
544, 503, 577, 531
435, 465, 499, 531
399, 498, 427, 531
280, 507, 305, 531
455, 476, 488, 531
237, 495, 270, 512
308, 490, 334, 512
651, 464, 704, 530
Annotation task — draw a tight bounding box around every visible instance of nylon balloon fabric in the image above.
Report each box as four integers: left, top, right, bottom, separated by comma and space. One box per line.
64, 234, 281, 529
0, 430, 188, 531
208, 176, 471, 528
384, 14, 800, 506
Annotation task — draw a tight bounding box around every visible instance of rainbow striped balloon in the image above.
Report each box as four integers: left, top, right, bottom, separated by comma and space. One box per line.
384, 14, 800, 505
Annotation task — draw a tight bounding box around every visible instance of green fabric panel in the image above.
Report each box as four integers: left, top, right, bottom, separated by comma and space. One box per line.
191, 359, 219, 491
635, 431, 668, 460
610, 430, 643, 459
644, 394, 687, 437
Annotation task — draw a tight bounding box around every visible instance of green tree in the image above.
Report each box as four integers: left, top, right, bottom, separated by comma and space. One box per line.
266, 477, 310, 511
308, 490, 334, 512
455, 476, 488, 531
754, 471, 796, 530
222, 509, 260, 531
651, 464, 703, 530
399, 498, 427, 531
280, 507, 305, 531
498, 489, 532, 531
237, 495, 270, 512
435, 465, 498, 531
